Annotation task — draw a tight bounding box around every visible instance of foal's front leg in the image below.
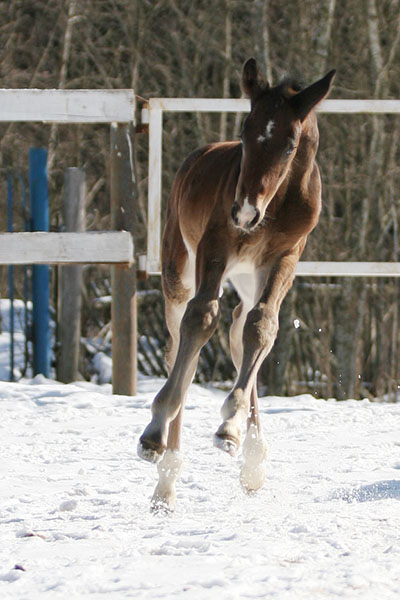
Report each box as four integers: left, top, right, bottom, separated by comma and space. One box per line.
138, 293, 220, 461
150, 406, 184, 512
138, 241, 225, 464
139, 293, 221, 511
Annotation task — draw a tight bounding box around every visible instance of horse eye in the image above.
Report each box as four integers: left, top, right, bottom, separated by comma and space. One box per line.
285, 142, 296, 156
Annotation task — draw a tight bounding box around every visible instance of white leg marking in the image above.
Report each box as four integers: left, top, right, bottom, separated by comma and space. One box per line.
240, 424, 268, 492
151, 449, 183, 512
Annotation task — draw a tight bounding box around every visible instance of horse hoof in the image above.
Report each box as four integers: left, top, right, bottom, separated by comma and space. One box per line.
137, 440, 165, 464
213, 434, 238, 457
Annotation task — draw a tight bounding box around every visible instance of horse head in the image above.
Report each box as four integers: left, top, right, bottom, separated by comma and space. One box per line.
232, 58, 335, 231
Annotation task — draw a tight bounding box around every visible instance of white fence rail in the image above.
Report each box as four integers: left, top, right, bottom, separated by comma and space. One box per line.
296, 262, 400, 277
1, 89, 137, 393
0, 89, 135, 123
144, 98, 400, 115
143, 97, 400, 276
0, 89, 136, 268
0, 232, 133, 265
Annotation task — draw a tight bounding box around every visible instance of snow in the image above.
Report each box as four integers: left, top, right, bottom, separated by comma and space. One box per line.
1, 374, 399, 599
0, 299, 31, 381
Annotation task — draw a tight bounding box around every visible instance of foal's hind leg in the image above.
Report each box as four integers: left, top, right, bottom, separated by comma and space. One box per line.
218, 255, 298, 483
240, 387, 268, 492
214, 277, 262, 451
149, 297, 188, 512
216, 291, 267, 491
214, 275, 267, 491
214, 299, 249, 454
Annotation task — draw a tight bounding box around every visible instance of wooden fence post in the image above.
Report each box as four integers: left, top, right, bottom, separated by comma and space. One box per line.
110, 122, 137, 395
57, 168, 86, 383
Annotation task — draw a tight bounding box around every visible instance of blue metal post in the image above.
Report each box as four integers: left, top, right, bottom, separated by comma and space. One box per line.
29, 148, 50, 377
7, 174, 14, 381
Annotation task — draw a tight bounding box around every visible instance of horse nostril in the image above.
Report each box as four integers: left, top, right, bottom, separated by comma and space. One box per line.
249, 208, 260, 228
231, 202, 239, 224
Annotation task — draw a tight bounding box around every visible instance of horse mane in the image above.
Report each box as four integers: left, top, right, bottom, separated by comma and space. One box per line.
276, 76, 304, 97
252, 76, 305, 103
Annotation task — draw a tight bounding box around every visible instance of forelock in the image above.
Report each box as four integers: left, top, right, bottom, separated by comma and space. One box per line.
275, 77, 304, 98
252, 77, 305, 104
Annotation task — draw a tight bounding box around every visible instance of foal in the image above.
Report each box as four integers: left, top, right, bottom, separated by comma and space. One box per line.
138, 58, 335, 511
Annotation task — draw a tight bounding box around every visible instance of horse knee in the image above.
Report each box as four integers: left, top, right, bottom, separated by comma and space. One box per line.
180, 297, 220, 346
243, 305, 279, 351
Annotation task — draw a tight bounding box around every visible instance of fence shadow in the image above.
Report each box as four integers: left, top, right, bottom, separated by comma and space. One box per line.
328, 480, 400, 503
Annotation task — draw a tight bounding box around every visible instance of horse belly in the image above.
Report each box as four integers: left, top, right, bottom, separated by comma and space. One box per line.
180, 235, 196, 295
225, 260, 259, 306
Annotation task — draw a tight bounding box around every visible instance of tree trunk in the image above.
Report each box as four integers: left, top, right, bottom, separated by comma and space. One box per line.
47, 0, 78, 174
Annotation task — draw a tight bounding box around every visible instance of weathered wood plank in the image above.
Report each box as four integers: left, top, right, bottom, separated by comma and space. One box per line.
145, 97, 400, 274
296, 262, 400, 277
147, 106, 163, 274
144, 97, 400, 115
0, 89, 135, 123
145, 262, 400, 277
320, 99, 400, 113
57, 168, 86, 383
110, 123, 138, 396
0, 232, 133, 264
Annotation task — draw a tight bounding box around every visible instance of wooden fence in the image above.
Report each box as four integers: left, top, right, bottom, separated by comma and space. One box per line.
0, 89, 137, 394
2, 90, 400, 395
142, 97, 400, 277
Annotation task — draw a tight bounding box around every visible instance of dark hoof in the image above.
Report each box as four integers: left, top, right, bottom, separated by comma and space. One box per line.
137, 438, 165, 464
213, 433, 238, 457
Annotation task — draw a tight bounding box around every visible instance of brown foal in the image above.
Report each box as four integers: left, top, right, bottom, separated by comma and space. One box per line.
138, 58, 335, 511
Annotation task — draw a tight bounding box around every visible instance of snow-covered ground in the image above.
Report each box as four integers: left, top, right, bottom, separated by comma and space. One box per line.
0, 299, 32, 382
1, 373, 399, 599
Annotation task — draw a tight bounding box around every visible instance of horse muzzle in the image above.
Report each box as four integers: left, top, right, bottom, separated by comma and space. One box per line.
231, 200, 261, 230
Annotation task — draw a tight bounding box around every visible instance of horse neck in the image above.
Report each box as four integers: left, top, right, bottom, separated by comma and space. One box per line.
290, 113, 320, 181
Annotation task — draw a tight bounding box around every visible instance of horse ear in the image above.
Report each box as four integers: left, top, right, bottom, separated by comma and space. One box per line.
290, 69, 336, 121
242, 58, 267, 100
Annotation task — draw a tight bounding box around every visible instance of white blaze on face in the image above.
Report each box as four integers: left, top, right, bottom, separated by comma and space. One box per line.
257, 120, 275, 144
236, 196, 257, 228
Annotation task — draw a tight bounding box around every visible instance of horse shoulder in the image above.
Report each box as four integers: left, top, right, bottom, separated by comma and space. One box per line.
176, 142, 242, 249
